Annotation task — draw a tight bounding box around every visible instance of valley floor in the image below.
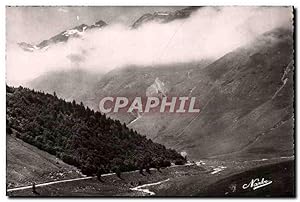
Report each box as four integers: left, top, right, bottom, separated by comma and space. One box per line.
7, 156, 294, 197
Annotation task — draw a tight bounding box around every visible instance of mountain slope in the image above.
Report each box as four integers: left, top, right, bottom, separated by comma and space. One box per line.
7, 85, 185, 178
27, 27, 294, 161
28, 69, 103, 107
90, 61, 211, 123
7, 135, 82, 189
18, 20, 107, 51
131, 27, 294, 159
193, 28, 294, 159
132, 7, 200, 28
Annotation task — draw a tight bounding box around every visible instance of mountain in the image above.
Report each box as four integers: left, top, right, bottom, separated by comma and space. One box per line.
17, 42, 38, 52
128, 27, 294, 160
28, 69, 103, 107
7, 85, 185, 177
27, 27, 294, 161
28, 60, 211, 123
132, 7, 200, 28
17, 6, 199, 51
49, 27, 293, 161
25, 27, 294, 161
88, 61, 211, 123
18, 20, 107, 52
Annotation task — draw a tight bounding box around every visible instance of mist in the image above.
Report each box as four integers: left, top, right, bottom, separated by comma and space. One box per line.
6, 7, 293, 86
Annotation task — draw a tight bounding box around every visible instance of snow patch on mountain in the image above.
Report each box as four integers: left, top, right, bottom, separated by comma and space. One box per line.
18, 21, 107, 52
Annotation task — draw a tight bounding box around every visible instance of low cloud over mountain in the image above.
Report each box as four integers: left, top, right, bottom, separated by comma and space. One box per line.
7, 7, 292, 86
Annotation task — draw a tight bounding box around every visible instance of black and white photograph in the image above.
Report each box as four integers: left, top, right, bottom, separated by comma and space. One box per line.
5, 5, 295, 197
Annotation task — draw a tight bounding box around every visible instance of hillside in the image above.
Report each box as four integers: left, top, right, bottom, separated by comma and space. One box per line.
129, 27, 294, 160
7, 135, 82, 189
28, 69, 103, 107
6, 86, 185, 180
196, 160, 294, 197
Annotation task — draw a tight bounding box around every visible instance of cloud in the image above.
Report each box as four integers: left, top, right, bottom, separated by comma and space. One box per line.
6, 7, 293, 86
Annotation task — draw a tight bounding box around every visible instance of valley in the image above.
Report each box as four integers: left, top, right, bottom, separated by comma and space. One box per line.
7, 155, 294, 196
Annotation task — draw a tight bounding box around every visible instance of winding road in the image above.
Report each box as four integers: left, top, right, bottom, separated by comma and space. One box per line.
7, 163, 195, 193
8, 157, 291, 194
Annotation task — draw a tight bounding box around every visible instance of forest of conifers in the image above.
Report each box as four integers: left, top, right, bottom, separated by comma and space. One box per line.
6, 86, 186, 176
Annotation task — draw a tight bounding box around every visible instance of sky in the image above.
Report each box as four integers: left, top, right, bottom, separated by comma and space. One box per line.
6, 6, 293, 86
6, 6, 184, 44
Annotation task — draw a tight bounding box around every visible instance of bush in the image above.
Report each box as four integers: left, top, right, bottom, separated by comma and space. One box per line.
81, 165, 96, 176
175, 159, 186, 165
162, 160, 171, 167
